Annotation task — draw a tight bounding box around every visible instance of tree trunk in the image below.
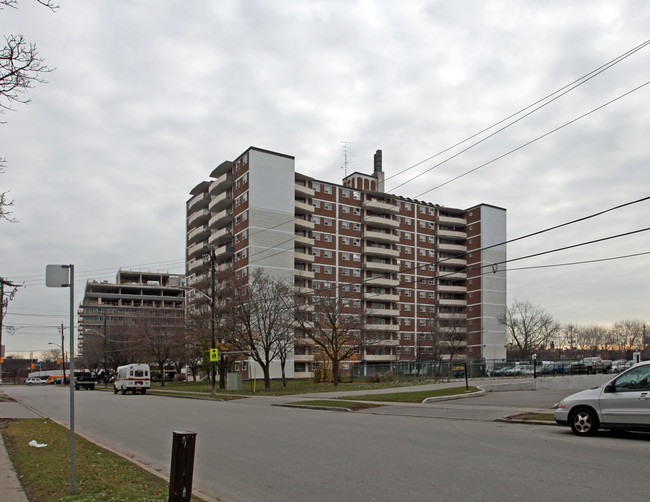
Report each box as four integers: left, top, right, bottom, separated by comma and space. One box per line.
332, 361, 340, 386
263, 366, 271, 390
281, 361, 287, 387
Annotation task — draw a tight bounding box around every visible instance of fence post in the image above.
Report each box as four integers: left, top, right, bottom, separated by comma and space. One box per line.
169, 431, 197, 502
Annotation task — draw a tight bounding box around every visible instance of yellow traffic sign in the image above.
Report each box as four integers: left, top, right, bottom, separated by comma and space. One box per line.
210, 348, 219, 362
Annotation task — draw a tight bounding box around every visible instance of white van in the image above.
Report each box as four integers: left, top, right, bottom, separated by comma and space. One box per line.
113, 364, 151, 395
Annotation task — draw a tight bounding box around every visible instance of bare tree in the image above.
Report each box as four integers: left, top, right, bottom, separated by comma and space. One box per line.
1, 0, 56, 221
135, 310, 184, 387
228, 268, 294, 390
610, 319, 645, 355
295, 286, 364, 386
499, 299, 560, 359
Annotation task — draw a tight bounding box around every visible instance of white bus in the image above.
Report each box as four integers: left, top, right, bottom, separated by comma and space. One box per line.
113, 364, 151, 395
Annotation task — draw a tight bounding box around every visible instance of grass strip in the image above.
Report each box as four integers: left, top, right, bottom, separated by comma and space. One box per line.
0, 418, 204, 502
149, 378, 434, 396
510, 412, 556, 422
291, 400, 384, 411
346, 386, 481, 403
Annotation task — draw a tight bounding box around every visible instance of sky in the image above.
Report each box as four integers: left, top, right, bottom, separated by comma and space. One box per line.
1, 0, 649, 357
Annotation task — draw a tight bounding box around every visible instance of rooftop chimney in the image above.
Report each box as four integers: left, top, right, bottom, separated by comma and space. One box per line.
373, 149, 384, 192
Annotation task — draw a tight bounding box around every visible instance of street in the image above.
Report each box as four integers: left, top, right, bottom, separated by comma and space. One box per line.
2, 384, 649, 501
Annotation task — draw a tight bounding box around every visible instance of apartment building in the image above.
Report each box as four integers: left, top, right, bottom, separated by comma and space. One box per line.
186, 146, 506, 378
78, 270, 186, 354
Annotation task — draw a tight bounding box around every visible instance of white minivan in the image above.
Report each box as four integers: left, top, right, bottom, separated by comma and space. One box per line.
113, 364, 151, 395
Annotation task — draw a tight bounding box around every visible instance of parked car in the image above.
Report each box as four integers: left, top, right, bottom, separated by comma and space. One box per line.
490, 366, 513, 377
554, 360, 650, 436
25, 377, 47, 386
611, 360, 627, 373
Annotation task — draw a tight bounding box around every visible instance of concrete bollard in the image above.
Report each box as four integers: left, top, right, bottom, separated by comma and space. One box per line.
169, 431, 196, 502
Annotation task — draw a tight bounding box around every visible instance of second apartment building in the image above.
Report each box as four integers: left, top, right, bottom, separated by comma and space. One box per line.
186, 146, 507, 378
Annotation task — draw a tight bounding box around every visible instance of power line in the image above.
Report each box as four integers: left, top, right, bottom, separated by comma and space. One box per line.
385, 39, 650, 190
414, 81, 650, 198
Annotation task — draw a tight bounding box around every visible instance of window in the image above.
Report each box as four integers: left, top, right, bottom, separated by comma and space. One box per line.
324, 203, 333, 211
353, 269, 361, 277
324, 250, 332, 258
313, 249, 320, 257
342, 268, 350, 276
404, 232, 411, 240
353, 223, 361, 231
353, 253, 361, 262
313, 216, 320, 224
342, 237, 350, 245
353, 208, 361, 216
324, 234, 332, 242
324, 185, 332, 194
353, 239, 361, 246
341, 252, 350, 260
242, 211, 247, 221
342, 206, 350, 214
324, 218, 333, 226
342, 189, 350, 198
324, 266, 332, 274
341, 221, 350, 229
419, 206, 426, 214
419, 221, 426, 228
313, 200, 321, 209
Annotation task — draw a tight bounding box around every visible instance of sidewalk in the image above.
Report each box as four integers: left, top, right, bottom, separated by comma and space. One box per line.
0, 433, 29, 502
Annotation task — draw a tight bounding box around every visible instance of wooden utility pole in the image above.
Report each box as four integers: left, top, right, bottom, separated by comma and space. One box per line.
0, 278, 21, 381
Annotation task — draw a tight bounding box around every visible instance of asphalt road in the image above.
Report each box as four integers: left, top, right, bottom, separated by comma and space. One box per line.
2, 384, 649, 501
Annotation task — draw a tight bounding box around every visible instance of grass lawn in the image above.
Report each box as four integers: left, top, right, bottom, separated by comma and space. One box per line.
290, 400, 384, 411
346, 386, 481, 403
149, 377, 436, 396
0, 419, 204, 502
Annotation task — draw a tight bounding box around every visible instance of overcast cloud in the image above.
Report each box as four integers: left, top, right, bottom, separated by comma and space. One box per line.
1, 0, 649, 355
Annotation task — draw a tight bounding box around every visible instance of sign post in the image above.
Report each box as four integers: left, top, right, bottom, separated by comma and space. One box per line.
46, 264, 75, 495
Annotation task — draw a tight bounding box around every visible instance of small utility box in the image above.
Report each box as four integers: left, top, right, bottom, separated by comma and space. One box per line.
227, 372, 242, 391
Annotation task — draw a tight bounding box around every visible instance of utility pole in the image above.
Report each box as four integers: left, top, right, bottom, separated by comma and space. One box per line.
103, 314, 108, 386
209, 247, 217, 396
0, 278, 21, 382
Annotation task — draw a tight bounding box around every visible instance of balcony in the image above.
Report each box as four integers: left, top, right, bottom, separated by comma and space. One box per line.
363, 199, 399, 214
363, 215, 400, 229
366, 307, 400, 317
295, 303, 315, 312
363, 261, 399, 274
295, 217, 315, 231
209, 173, 233, 195
187, 208, 210, 229
294, 286, 314, 296
437, 271, 467, 281
363, 293, 399, 303
437, 242, 467, 253
364, 245, 399, 259
293, 354, 314, 362
209, 208, 233, 229
187, 224, 209, 244
365, 276, 400, 288
438, 257, 467, 268
437, 215, 467, 227
295, 200, 315, 215
294, 251, 315, 264
187, 273, 207, 287
438, 229, 467, 240
439, 298, 467, 307
187, 241, 207, 260
295, 235, 315, 247
438, 284, 467, 294
208, 226, 232, 246
187, 192, 210, 213
208, 190, 233, 212
365, 337, 400, 346
295, 183, 315, 198
187, 258, 208, 274
363, 354, 397, 362
438, 326, 468, 334
213, 244, 234, 262
363, 230, 400, 244
365, 324, 398, 332
294, 268, 315, 280
438, 312, 467, 321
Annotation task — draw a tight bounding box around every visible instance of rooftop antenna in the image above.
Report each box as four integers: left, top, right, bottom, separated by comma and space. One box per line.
341, 141, 353, 176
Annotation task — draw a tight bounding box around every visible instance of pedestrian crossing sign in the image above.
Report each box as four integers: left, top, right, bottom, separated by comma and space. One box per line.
210, 348, 219, 362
